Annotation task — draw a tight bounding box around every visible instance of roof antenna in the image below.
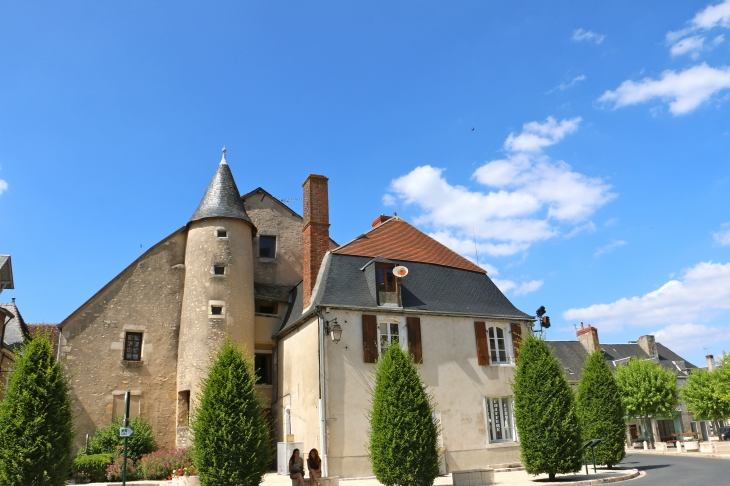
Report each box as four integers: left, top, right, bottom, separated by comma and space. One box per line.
473, 228, 479, 266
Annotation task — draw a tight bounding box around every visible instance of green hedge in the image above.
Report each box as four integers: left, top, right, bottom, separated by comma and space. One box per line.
72, 453, 115, 483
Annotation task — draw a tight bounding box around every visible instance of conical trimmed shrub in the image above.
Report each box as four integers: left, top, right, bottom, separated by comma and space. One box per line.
368, 344, 439, 486
576, 351, 626, 467
512, 335, 582, 480
191, 339, 271, 486
0, 333, 74, 486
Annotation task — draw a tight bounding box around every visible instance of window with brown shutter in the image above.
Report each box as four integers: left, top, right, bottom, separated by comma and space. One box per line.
362, 314, 378, 363
474, 321, 490, 366
510, 323, 523, 362
407, 317, 423, 364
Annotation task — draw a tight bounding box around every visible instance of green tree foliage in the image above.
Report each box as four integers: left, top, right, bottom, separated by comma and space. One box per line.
86, 415, 157, 461
576, 351, 626, 467
191, 339, 271, 486
681, 364, 730, 440
71, 453, 115, 482
368, 344, 439, 486
614, 358, 678, 448
512, 335, 582, 480
0, 333, 74, 486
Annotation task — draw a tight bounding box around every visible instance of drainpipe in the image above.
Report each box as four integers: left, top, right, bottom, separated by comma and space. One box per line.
316, 307, 329, 477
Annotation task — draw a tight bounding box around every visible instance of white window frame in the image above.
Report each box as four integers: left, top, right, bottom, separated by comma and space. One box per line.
378, 318, 408, 356
487, 324, 513, 364
483, 396, 517, 444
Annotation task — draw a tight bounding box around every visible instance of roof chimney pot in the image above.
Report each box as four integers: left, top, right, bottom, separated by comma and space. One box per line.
576, 324, 599, 354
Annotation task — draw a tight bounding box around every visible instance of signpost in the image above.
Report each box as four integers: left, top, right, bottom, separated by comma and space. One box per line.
582, 438, 604, 474
120, 391, 131, 486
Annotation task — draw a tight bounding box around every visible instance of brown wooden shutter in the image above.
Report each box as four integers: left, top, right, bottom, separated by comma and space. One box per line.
362, 314, 378, 363
511, 323, 523, 362
407, 317, 423, 364
474, 321, 490, 366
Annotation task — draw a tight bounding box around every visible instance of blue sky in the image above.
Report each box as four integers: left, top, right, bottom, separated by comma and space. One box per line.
1, 1, 730, 366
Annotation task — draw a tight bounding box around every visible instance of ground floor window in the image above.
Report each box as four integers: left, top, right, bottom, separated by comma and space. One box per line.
485, 397, 516, 443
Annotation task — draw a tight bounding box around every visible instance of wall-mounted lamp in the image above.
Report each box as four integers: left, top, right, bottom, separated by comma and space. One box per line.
324, 318, 342, 344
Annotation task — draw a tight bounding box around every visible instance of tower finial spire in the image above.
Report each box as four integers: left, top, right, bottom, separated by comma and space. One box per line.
220, 146, 227, 165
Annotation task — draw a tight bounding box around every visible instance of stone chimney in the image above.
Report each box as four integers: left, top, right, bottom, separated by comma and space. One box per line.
302, 174, 330, 310
707, 355, 716, 371
638, 335, 658, 360
372, 215, 393, 228
576, 323, 600, 354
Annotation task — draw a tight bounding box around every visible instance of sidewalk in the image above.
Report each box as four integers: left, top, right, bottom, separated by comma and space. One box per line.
85, 467, 639, 486
627, 447, 730, 460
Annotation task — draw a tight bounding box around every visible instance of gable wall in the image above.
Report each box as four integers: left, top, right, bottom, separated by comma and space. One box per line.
60, 229, 187, 451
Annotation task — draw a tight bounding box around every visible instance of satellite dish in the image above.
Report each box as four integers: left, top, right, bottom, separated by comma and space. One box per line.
392, 266, 409, 278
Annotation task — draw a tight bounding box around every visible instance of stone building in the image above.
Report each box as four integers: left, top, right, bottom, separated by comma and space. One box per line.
60, 149, 533, 476
548, 325, 702, 446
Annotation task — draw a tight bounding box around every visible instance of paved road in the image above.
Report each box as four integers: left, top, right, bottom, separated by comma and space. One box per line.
620, 452, 729, 486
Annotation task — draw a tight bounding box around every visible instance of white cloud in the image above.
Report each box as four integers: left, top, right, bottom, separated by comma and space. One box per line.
594, 239, 627, 256
503, 116, 582, 153
572, 28, 606, 44
0, 179, 6, 197
653, 323, 729, 357
599, 63, 730, 115
714, 223, 730, 245
670, 35, 705, 57
387, 116, 615, 259
563, 261, 730, 331
667, 1, 730, 56
565, 221, 597, 238
382, 193, 396, 206
549, 75, 587, 92
493, 278, 543, 296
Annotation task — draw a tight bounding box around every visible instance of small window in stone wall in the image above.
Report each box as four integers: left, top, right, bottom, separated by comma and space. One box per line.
255, 300, 278, 315
217, 229, 228, 238
178, 390, 190, 426
255, 353, 272, 385
259, 236, 276, 258
124, 332, 143, 361
211, 305, 223, 316
214, 265, 225, 275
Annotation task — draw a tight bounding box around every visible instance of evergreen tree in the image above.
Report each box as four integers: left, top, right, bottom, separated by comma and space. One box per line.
368, 344, 439, 486
614, 358, 677, 449
576, 351, 626, 467
512, 335, 582, 480
0, 333, 74, 486
681, 366, 730, 441
191, 339, 271, 486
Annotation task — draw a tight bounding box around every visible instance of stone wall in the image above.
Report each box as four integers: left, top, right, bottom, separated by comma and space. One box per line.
60, 228, 187, 451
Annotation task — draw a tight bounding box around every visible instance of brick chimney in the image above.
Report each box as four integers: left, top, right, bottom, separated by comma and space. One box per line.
576, 323, 600, 354
707, 355, 716, 371
638, 335, 658, 360
372, 215, 393, 228
302, 174, 330, 310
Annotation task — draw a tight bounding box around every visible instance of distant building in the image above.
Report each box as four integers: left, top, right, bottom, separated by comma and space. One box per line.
547, 325, 718, 445
0, 299, 29, 400
59, 149, 533, 476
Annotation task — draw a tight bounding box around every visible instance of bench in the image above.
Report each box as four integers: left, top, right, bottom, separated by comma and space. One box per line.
452, 469, 495, 486
291, 477, 339, 486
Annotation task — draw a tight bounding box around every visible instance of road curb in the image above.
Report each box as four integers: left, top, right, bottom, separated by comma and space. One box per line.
539, 468, 639, 486
627, 450, 730, 460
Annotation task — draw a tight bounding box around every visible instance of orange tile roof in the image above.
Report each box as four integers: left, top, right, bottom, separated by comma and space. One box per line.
333, 218, 485, 273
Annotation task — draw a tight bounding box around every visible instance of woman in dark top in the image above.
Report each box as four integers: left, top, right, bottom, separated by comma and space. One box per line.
289, 448, 305, 486
307, 448, 322, 486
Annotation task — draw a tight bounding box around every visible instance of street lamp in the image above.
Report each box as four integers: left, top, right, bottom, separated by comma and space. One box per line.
324, 318, 342, 344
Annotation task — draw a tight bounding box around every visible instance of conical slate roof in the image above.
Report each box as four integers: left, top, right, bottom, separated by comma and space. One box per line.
189, 149, 255, 231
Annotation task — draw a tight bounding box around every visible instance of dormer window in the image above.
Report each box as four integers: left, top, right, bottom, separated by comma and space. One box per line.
376, 264, 396, 292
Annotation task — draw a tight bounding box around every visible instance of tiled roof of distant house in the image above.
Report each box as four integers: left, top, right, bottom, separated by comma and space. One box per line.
27, 324, 61, 356
333, 218, 485, 274
547, 340, 697, 383
0, 302, 30, 351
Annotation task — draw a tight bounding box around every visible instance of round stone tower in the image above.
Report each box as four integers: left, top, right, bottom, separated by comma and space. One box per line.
176, 148, 256, 447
